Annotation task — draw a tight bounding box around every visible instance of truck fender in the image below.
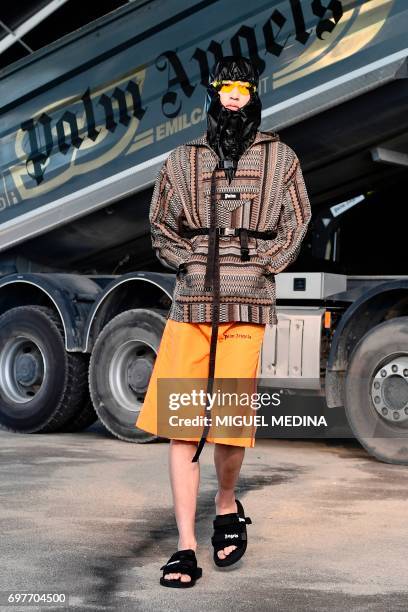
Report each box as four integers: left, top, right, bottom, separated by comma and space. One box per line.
83, 271, 176, 353
0, 272, 101, 351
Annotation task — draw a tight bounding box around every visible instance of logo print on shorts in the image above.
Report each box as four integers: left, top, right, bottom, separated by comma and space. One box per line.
223, 333, 252, 340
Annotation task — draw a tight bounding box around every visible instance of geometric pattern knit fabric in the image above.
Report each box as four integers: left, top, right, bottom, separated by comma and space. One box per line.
149, 130, 312, 325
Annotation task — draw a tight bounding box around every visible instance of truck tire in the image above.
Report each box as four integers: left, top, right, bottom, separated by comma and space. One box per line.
48, 349, 98, 432
344, 316, 408, 464
58, 396, 98, 432
0, 305, 90, 433
88, 308, 167, 442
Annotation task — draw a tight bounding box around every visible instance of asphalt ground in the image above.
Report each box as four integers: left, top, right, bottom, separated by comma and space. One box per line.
1, 421, 407, 611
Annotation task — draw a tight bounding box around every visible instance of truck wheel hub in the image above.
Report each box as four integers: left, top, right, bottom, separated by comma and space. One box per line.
371, 356, 408, 424
108, 339, 156, 411
0, 337, 45, 402
16, 353, 41, 386
127, 357, 152, 393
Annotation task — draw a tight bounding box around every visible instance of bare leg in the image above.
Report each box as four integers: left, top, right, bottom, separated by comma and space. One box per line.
164, 439, 200, 582
213, 443, 245, 560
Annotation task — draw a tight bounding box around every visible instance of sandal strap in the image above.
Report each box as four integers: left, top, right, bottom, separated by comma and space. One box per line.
211, 527, 247, 545
160, 560, 197, 576
160, 549, 197, 574
213, 514, 252, 528
212, 500, 252, 552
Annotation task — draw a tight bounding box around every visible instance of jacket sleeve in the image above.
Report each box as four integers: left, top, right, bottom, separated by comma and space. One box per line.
256, 151, 312, 274
149, 156, 195, 271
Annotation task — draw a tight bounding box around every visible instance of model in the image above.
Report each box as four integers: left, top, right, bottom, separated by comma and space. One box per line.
135, 55, 312, 587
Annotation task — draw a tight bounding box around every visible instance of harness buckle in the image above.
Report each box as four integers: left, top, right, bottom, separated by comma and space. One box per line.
218, 160, 237, 170
219, 227, 237, 237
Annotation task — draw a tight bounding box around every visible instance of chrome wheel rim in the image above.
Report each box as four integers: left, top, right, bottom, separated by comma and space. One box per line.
108, 339, 156, 414
0, 335, 47, 404
370, 354, 408, 426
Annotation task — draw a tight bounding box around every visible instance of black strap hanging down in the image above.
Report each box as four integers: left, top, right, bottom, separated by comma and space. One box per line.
179, 160, 277, 463
190, 159, 221, 462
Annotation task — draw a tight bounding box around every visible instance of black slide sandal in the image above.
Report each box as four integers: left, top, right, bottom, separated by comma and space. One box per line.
211, 498, 252, 567
160, 549, 203, 588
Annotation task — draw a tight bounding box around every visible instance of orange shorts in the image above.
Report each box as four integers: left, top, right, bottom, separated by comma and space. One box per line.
135, 319, 266, 447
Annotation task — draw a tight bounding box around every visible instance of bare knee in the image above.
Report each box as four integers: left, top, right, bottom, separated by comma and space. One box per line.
170, 439, 198, 447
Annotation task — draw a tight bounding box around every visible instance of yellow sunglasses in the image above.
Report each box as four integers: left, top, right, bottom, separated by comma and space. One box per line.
211, 80, 257, 95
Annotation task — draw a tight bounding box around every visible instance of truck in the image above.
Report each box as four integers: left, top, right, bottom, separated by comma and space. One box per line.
0, 0, 407, 464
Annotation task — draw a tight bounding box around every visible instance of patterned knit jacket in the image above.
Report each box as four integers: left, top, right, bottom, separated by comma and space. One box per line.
149, 129, 312, 326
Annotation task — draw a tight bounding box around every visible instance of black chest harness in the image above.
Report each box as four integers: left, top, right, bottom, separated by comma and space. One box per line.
179, 158, 277, 462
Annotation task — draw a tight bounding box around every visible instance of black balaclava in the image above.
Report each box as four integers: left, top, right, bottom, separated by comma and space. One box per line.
206, 55, 262, 183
